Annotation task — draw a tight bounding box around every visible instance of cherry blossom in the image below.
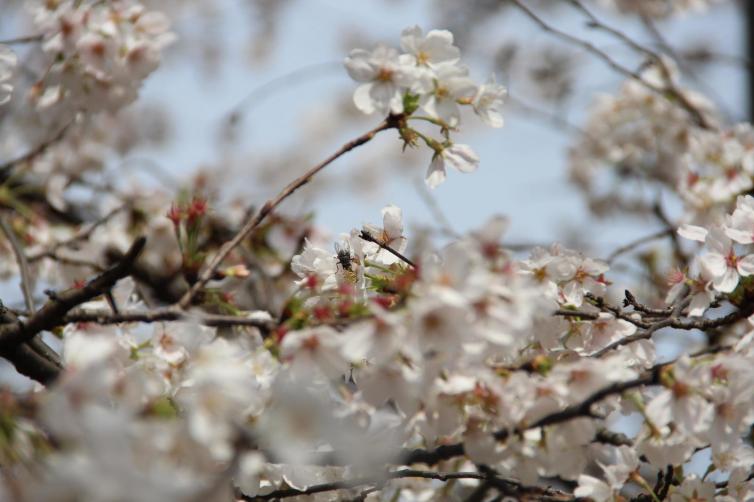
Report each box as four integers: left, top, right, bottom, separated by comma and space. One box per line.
344, 45, 422, 116
425, 143, 480, 188
472, 75, 507, 128
399, 26, 461, 68
0, 10, 753, 502
698, 227, 754, 293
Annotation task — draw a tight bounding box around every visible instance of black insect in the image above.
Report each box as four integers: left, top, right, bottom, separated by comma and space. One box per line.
334, 242, 353, 271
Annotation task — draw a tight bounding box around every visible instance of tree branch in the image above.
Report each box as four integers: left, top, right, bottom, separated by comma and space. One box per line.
61, 307, 275, 333
359, 229, 415, 267
178, 117, 401, 308
0, 237, 146, 351
510, 0, 711, 129
0, 121, 74, 184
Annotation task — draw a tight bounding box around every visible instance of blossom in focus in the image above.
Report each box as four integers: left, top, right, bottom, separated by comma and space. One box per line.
420, 62, 477, 127
400, 26, 460, 68
362, 204, 407, 265
698, 227, 754, 293
343, 45, 422, 115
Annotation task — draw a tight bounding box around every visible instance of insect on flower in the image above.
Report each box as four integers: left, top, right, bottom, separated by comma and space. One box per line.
334, 241, 354, 271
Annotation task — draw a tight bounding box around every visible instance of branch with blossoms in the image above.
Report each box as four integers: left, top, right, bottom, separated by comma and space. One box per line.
0, 236, 146, 350
0, 3, 754, 502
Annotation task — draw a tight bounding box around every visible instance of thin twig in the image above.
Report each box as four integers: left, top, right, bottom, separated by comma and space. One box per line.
510, 0, 710, 129
606, 228, 673, 264
566, 0, 715, 127
359, 230, 416, 268
62, 307, 275, 332
0, 236, 146, 350
178, 117, 400, 308
241, 469, 571, 501
0, 120, 75, 183
27, 204, 128, 262
0, 217, 35, 314
623, 290, 673, 317
0, 34, 43, 45
506, 92, 595, 142
225, 61, 342, 128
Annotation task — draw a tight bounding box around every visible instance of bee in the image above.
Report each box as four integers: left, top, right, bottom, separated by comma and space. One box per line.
334, 241, 353, 271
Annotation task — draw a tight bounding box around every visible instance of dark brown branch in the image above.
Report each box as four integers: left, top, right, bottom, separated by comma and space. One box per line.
0, 217, 64, 383
0, 237, 146, 351
400, 366, 663, 466
0, 341, 60, 385
585, 293, 652, 329
623, 290, 673, 317
359, 230, 416, 268
554, 309, 600, 320
62, 307, 275, 332
178, 117, 401, 308
240, 468, 573, 501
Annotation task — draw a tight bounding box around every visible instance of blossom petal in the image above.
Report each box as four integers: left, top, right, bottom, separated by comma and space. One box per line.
678, 224, 708, 242
425, 155, 447, 188
738, 254, 754, 276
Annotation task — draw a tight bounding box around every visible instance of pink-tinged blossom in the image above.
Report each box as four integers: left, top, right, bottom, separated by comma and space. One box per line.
177, 339, 272, 460
573, 445, 639, 502
279, 326, 347, 380
699, 227, 754, 293
290, 238, 338, 291
637, 424, 701, 468
645, 356, 714, 436
724, 194, 754, 244
28, 0, 174, 116
725, 467, 754, 501
668, 476, 716, 502
341, 308, 408, 365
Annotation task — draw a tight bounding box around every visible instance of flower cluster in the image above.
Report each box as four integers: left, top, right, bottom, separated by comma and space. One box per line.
344, 26, 506, 187
27, 0, 174, 118
672, 194, 754, 316
3, 10, 754, 502
569, 61, 720, 219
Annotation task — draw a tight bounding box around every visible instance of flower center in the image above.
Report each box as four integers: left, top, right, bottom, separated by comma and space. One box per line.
376, 67, 394, 82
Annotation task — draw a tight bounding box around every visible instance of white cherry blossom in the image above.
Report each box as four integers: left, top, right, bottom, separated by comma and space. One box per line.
400, 26, 461, 68
699, 227, 754, 293
425, 143, 480, 188
472, 75, 507, 128
344, 45, 421, 115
